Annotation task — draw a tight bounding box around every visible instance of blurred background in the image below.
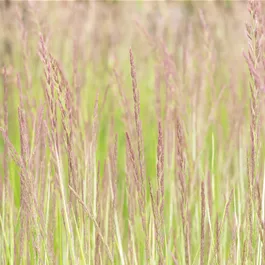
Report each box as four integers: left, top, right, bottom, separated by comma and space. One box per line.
0, 0, 250, 165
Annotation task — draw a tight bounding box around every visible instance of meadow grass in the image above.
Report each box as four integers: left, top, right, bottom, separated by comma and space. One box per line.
0, 1, 264, 264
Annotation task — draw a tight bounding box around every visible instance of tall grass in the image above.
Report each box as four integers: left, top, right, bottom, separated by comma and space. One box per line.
0, 1, 265, 265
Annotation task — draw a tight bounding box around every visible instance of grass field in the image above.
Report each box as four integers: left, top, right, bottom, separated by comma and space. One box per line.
1, 1, 265, 264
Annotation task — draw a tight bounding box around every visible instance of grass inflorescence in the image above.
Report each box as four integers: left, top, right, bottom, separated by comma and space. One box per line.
1, 1, 265, 265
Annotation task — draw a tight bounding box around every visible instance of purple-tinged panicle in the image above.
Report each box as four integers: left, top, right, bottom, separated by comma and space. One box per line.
3, 67, 9, 187
129, 48, 145, 185
244, 1, 264, 259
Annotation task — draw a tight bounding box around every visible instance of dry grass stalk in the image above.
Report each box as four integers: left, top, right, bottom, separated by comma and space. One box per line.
53, 59, 77, 198
215, 217, 220, 265
69, 184, 114, 264
2, 67, 9, 195
0, 92, 51, 263
39, 35, 59, 152
254, 181, 265, 262
38, 34, 78, 262
175, 112, 190, 265
219, 189, 233, 234
125, 141, 135, 225
108, 134, 118, 256
246, 158, 254, 259
209, 190, 233, 265
246, 1, 263, 178
228, 221, 237, 264
155, 66, 162, 121
125, 132, 149, 260
128, 48, 150, 261
129, 48, 145, 186
17, 81, 34, 259
95, 161, 102, 265
90, 92, 99, 199
148, 121, 165, 264
243, 1, 265, 259
39, 34, 79, 204
200, 181, 205, 265
125, 137, 137, 263
157, 122, 165, 224
20, 90, 54, 262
